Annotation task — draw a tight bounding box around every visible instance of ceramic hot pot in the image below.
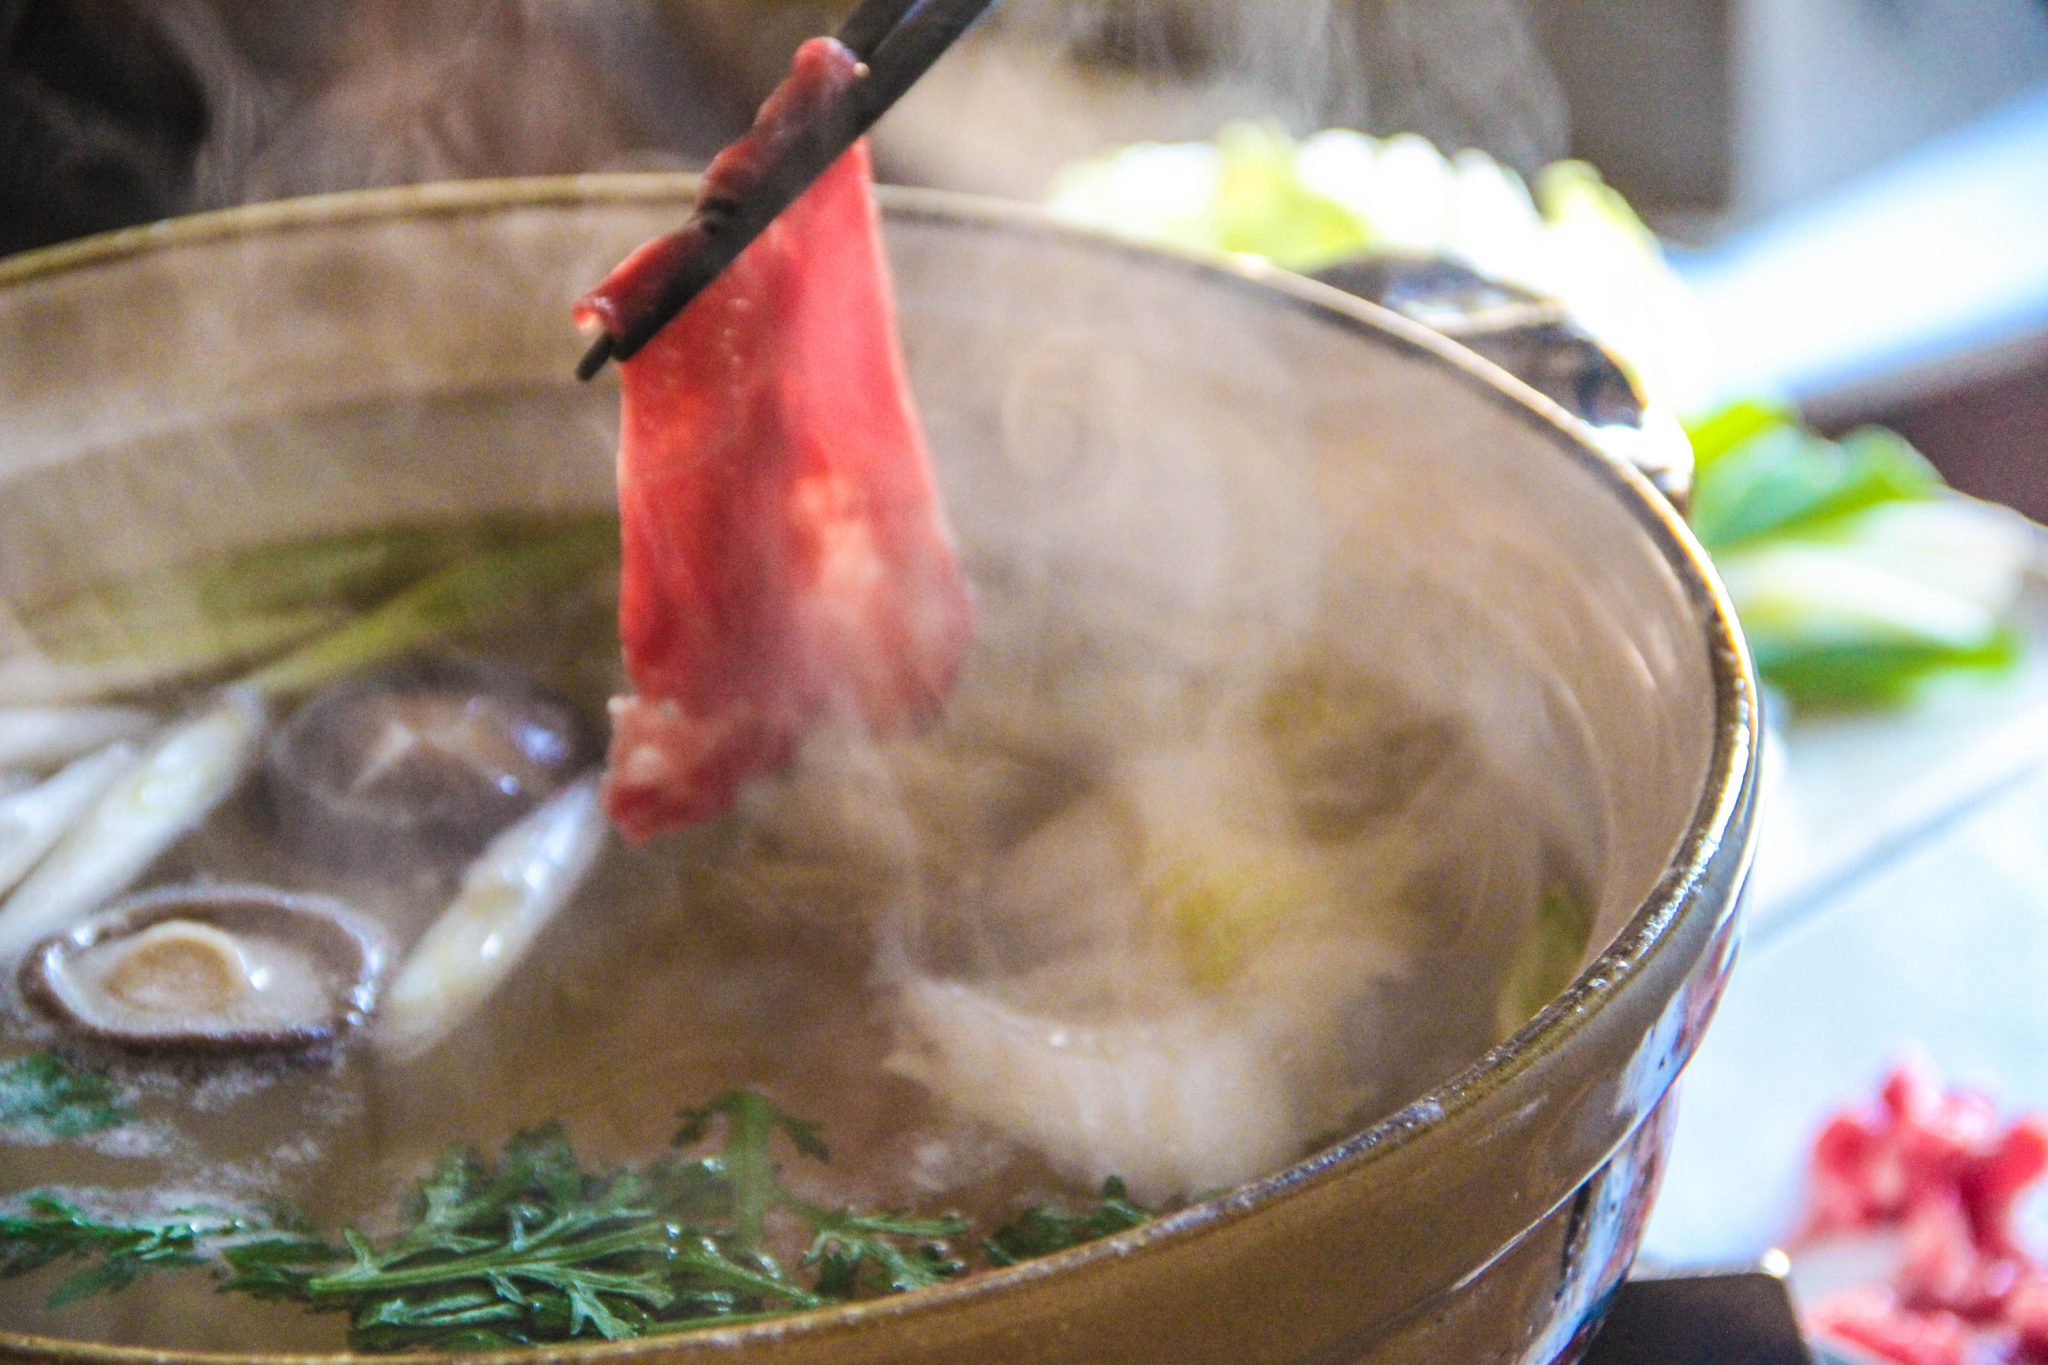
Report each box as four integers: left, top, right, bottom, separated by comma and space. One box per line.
0, 179, 1756, 1364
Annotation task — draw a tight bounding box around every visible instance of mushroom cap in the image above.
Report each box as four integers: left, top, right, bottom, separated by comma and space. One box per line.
264, 657, 595, 875
18, 884, 387, 1053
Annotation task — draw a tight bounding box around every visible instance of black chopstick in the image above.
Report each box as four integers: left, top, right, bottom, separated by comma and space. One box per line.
576, 0, 1000, 381
837, 0, 926, 59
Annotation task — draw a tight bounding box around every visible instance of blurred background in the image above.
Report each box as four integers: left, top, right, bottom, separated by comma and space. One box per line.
3, 0, 2043, 509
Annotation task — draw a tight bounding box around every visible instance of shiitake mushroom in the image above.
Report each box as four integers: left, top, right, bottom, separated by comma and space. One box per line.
262, 657, 595, 875
18, 884, 386, 1054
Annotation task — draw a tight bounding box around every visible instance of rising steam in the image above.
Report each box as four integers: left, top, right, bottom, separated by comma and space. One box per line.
5, 0, 1569, 244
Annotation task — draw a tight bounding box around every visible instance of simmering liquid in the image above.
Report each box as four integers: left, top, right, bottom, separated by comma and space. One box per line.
0, 392, 1597, 1350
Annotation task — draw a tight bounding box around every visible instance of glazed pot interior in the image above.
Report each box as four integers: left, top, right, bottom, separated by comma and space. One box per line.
0, 181, 1750, 1363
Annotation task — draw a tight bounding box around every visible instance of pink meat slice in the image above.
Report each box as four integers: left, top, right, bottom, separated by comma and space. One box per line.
575, 38, 972, 841
1795, 1059, 2048, 1365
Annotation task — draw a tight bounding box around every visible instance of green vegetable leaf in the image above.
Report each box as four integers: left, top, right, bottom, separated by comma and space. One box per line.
1684, 397, 2028, 711
1208, 124, 1375, 270
1684, 398, 1799, 473
217, 1235, 349, 1300
676, 1090, 815, 1256
1044, 122, 1379, 273
0, 1052, 132, 1138
1749, 628, 2024, 711
983, 1179, 1154, 1267
3, 1092, 1162, 1349
676, 1089, 830, 1161
804, 1209, 969, 1297
244, 1108, 829, 1350
1688, 420, 1941, 552
0, 1194, 252, 1308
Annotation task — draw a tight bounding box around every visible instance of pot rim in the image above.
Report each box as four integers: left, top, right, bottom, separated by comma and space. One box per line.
0, 175, 1760, 1364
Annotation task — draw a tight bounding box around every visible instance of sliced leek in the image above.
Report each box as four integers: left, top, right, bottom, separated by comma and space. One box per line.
377, 776, 607, 1061
0, 691, 264, 965
0, 743, 143, 901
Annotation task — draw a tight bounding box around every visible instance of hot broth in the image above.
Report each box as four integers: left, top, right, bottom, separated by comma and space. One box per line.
0, 391, 1598, 1350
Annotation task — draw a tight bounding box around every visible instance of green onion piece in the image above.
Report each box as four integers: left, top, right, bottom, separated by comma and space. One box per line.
0, 609, 332, 708
244, 521, 616, 701
376, 776, 607, 1061
0, 742, 144, 901
0, 705, 155, 772
185, 526, 481, 617
1, 513, 615, 708
22, 537, 407, 655
0, 691, 264, 965
192, 512, 612, 618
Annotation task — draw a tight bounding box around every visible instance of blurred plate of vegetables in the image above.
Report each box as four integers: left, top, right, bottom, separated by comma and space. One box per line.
1044, 122, 2044, 927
